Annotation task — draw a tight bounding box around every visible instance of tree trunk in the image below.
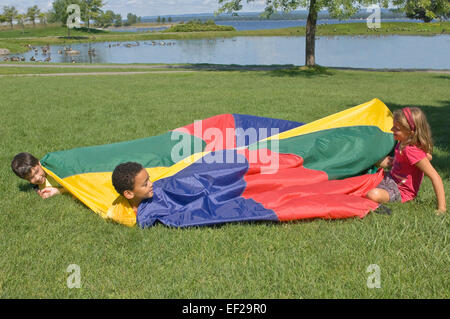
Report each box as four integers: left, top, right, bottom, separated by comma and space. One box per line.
305, 0, 318, 67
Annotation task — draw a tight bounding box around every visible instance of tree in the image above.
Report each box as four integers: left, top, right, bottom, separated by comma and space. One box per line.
126, 13, 138, 25
216, 1, 392, 67
114, 13, 122, 27
38, 12, 48, 26
16, 14, 26, 34
26, 5, 40, 27
96, 9, 115, 28
2, 5, 18, 29
392, 0, 449, 22
82, 0, 104, 30
50, 0, 85, 37
50, 0, 82, 26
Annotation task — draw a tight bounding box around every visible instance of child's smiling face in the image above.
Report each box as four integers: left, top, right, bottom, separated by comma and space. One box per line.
25, 164, 46, 185
131, 169, 153, 201
391, 121, 411, 143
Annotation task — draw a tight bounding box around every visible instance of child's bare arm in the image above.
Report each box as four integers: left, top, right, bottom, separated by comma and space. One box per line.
376, 156, 393, 169
415, 158, 446, 213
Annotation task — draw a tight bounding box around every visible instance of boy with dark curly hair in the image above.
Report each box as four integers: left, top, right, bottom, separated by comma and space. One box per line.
111, 162, 154, 214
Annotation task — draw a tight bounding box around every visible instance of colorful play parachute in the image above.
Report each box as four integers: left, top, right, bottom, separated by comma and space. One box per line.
41, 98, 394, 228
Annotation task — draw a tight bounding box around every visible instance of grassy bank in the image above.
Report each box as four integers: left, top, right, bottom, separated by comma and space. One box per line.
1, 21, 448, 54
165, 20, 236, 32
0, 65, 186, 75
0, 66, 448, 298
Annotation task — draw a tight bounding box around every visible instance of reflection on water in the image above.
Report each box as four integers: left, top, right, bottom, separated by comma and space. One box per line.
10, 35, 450, 69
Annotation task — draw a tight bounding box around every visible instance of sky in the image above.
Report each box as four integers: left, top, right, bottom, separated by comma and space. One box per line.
0, 0, 270, 17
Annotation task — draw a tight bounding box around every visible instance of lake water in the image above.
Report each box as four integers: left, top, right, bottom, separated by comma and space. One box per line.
14, 34, 450, 69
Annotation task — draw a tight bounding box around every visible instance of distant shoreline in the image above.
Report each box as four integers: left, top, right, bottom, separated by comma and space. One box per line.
107, 18, 430, 29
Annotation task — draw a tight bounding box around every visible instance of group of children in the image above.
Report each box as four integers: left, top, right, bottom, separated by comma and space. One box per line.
11, 107, 446, 216
11, 154, 153, 215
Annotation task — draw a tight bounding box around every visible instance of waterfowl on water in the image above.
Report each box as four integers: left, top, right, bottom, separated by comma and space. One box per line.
41, 46, 50, 55
66, 49, 80, 55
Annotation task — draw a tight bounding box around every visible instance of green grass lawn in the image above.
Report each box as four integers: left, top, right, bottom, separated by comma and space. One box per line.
0, 66, 186, 75
0, 67, 448, 298
0, 25, 113, 38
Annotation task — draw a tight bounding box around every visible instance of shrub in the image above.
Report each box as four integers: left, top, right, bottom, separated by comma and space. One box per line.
165, 20, 235, 32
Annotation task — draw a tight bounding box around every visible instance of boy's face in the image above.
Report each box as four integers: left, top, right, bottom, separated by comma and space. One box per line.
25, 163, 46, 185
126, 168, 153, 202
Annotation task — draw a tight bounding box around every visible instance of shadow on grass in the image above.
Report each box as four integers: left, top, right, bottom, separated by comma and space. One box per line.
171, 217, 353, 230
58, 27, 109, 39
432, 74, 450, 80
77, 27, 109, 34
18, 183, 36, 193
182, 63, 335, 78
182, 63, 297, 72
58, 36, 90, 40
148, 219, 281, 230
178, 64, 448, 78
266, 65, 335, 78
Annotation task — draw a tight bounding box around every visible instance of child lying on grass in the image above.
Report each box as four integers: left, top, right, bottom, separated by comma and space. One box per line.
111, 162, 154, 214
11, 152, 66, 198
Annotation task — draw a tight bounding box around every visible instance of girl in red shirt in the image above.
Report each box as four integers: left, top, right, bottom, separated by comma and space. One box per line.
367, 107, 446, 214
